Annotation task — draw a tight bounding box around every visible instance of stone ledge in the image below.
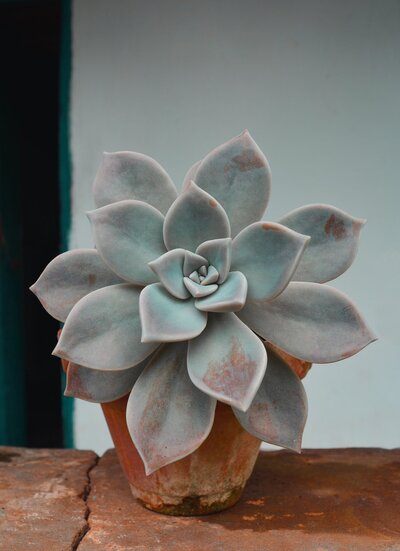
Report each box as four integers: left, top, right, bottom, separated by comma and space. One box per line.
0, 447, 97, 551
1, 447, 400, 550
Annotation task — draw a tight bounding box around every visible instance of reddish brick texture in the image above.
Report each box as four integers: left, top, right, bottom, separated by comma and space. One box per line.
1, 447, 400, 550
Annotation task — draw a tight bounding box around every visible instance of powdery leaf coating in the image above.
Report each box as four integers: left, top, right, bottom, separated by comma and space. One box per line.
53, 284, 158, 370
163, 181, 230, 252
127, 342, 216, 474
65, 355, 154, 403
139, 283, 207, 343
196, 238, 232, 283
279, 204, 366, 283
30, 249, 124, 322
195, 271, 248, 313
88, 200, 166, 286
231, 222, 310, 301
93, 151, 177, 214
187, 313, 267, 412
233, 350, 307, 452
148, 249, 189, 300
238, 282, 377, 364
194, 130, 271, 237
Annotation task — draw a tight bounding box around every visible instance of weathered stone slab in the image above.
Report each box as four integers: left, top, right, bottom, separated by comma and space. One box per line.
80, 448, 400, 551
0, 446, 97, 551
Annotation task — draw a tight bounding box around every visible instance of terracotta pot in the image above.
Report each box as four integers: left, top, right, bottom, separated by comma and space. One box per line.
101, 396, 261, 516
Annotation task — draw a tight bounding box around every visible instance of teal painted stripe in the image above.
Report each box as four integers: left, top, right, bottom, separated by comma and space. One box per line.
59, 0, 74, 448
0, 110, 26, 444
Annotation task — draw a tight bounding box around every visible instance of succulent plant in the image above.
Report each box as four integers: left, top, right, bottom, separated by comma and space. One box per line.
31, 131, 376, 475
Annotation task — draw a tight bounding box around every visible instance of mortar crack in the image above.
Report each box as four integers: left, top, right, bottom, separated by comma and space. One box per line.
70, 454, 99, 550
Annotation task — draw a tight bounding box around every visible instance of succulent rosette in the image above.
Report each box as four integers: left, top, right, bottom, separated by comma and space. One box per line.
31, 131, 376, 474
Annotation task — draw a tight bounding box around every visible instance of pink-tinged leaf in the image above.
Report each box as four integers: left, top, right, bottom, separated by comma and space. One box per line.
30, 249, 123, 322
238, 282, 377, 364
183, 159, 201, 190
194, 130, 271, 236
231, 222, 310, 301
65, 354, 154, 403
279, 204, 366, 283
139, 283, 207, 343
233, 350, 307, 452
53, 284, 158, 370
163, 181, 230, 252
148, 249, 189, 300
187, 313, 267, 411
196, 238, 232, 283
195, 271, 248, 313
88, 200, 166, 286
127, 342, 216, 474
93, 151, 177, 214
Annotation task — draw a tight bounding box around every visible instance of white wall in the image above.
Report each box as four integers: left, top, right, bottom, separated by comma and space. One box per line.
70, 0, 400, 454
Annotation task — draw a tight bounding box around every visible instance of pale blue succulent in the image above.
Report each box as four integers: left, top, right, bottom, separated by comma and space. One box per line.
31, 131, 376, 475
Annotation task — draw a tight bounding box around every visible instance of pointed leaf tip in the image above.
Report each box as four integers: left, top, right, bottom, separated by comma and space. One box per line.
232, 222, 309, 301
233, 351, 307, 451
93, 150, 177, 213
139, 283, 207, 343
188, 312, 267, 411
64, 359, 151, 403
163, 181, 230, 252
89, 200, 166, 286
30, 249, 124, 322
194, 131, 271, 236
55, 284, 157, 370
239, 282, 377, 364
127, 343, 216, 474
279, 204, 367, 283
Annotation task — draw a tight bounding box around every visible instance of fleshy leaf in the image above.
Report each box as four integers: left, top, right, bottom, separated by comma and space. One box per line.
195, 271, 248, 313
183, 277, 218, 298
53, 284, 158, 370
279, 204, 365, 283
183, 251, 208, 276
189, 270, 201, 283
163, 181, 230, 251
187, 312, 267, 411
238, 282, 377, 364
233, 350, 307, 452
183, 159, 201, 190
139, 283, 207, 343
201, 265, 219, 285
231, 222, 310, 301
196, 238, 232, 283
127, 342, 216, 474
65, 355, 153, 403
30, 249, 123, 322
148, 249, 189, 300
93, 151, 177, 214
194, 130, 271, 236
88, 200, 166, 286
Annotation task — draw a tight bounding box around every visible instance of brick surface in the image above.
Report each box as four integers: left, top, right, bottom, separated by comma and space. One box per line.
80, 448, 400, 551
1, 447, 400, 550
0, 446, 97, 551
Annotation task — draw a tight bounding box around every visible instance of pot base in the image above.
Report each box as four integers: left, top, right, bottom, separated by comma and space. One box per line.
130, 484, 244, 516
102, 397, 260, 516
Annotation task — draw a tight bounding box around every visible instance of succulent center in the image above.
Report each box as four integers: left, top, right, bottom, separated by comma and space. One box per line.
183, 264, 220, 298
